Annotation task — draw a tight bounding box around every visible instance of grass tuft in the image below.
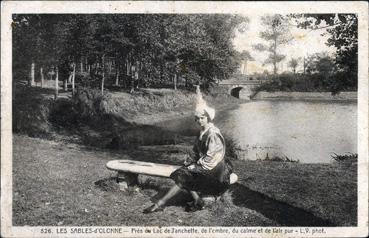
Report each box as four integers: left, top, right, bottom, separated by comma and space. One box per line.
261, 154, 299, 163
331, 153, 357, 164
94, 177, 120, 192
224, 136, 241, 161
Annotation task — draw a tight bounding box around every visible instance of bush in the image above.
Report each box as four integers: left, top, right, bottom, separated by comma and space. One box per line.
70, 87, 199, 130
49, 98, 79, 128
75, 72, 103, 89
255, 72, 357, 94
13, 85, 54, 137
224, 136, 240, 161
331, 153, 357, 164
327, 72, 358, 94
73, 87, 111, 120
262, 154, 299, 163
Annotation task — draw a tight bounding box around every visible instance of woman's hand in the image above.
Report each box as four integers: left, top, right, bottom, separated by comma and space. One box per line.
187, 164, 196, 170
183, 156, 194, 166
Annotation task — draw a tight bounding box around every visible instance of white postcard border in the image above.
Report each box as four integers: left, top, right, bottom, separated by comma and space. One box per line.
1, 1, 368, 237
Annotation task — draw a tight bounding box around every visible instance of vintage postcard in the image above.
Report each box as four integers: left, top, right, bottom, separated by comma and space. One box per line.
1, 1, 368, 237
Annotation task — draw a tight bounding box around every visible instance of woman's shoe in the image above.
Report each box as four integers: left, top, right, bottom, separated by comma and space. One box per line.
185, 203, 197, 212
185, 199, 205, 212
196, 198, 205, 209
143, 204, 164, 214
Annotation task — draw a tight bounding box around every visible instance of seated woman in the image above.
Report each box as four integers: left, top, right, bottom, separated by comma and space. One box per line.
143, 89, 233, 213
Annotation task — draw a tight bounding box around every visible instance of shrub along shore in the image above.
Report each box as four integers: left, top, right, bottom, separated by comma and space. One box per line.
253, 91, 357, 101
13, 84, 242, 147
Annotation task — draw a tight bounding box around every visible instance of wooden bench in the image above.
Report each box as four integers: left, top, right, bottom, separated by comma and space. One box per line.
106, 159, 238, 192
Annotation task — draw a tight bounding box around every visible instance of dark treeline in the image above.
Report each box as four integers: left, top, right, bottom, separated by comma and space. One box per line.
294, 14, 358, 93
13, 14, 248, 92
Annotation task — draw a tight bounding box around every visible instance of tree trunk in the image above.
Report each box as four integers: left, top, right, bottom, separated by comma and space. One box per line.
273, 37, 277, 75
80, 59, 83, 73
101, 55, 105, 95
49, 67, 54, 81
244, 60, 248, 76
130, 65, 135, 93
72, 63, 76, 95
64, 65, 69, 91
173, 73, 177, 90
126, 58, 130, 76
85, 57, 88, 72
30, 62, 35, 86
115, 65, 120, 86
135, 71, 139, 89
135, 61, 139, 89
68, 68, 72, 83
64, 78, 68, 91
108, 60, 113, 75
55, 67, 59, 99
126, 58, 130, 89
91, 64, 94, 75
40, 67, 44, 88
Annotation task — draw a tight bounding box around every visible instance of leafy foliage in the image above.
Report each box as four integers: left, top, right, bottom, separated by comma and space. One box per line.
288, 58, 299, 74
12, 14, 248, 90
255, 71, 356, 93
304, 53, 336, 75
253, 14, 292, 74
292, 14, 358, 92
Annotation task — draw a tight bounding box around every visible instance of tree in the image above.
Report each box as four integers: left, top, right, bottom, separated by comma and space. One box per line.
288, 58, 299, 74
253, 14, 292, 75
12, 14, 248, 91
292, 14, 358, 90
13, 14, 77, 89
132, 14, 248, 88
305, 53, 335, 75
239, 50, 254, 75
13, 15, 46, 86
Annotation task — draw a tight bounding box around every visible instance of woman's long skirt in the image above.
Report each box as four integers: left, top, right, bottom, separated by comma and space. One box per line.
170, 159, 232, 196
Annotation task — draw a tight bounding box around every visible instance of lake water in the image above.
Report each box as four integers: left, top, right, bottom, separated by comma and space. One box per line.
156, 100, 357, 163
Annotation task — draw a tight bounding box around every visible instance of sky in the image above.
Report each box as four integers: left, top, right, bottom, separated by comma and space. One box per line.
232, 14, 336, 74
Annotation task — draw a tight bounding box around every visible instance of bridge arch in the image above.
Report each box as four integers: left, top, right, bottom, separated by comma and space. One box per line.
230, 86, 244, 98
217, 79, 262, 100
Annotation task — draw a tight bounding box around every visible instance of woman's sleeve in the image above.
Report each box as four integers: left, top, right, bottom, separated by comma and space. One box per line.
197, 133, 224, 170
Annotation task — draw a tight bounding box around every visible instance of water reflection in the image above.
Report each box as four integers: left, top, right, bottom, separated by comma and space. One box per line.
155, 100, 357, 163
217, 100, 357, 163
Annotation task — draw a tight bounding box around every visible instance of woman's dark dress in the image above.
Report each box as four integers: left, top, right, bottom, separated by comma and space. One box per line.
170, 124, 232, 196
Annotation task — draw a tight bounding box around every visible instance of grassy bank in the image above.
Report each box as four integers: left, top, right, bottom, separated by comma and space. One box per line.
13, 84, 240, 142
12, 135, 356, 226
75, 87, 241, 125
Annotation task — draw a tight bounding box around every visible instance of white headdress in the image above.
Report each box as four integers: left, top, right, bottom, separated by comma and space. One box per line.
195, 86, 215, 120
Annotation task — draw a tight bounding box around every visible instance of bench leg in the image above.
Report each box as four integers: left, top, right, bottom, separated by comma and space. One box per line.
202, 195, 221, 206
116, 172, 138, 191
202, 190, 232, 206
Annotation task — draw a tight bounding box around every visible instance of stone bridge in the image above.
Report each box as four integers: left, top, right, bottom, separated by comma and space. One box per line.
215, 79, 263, 100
